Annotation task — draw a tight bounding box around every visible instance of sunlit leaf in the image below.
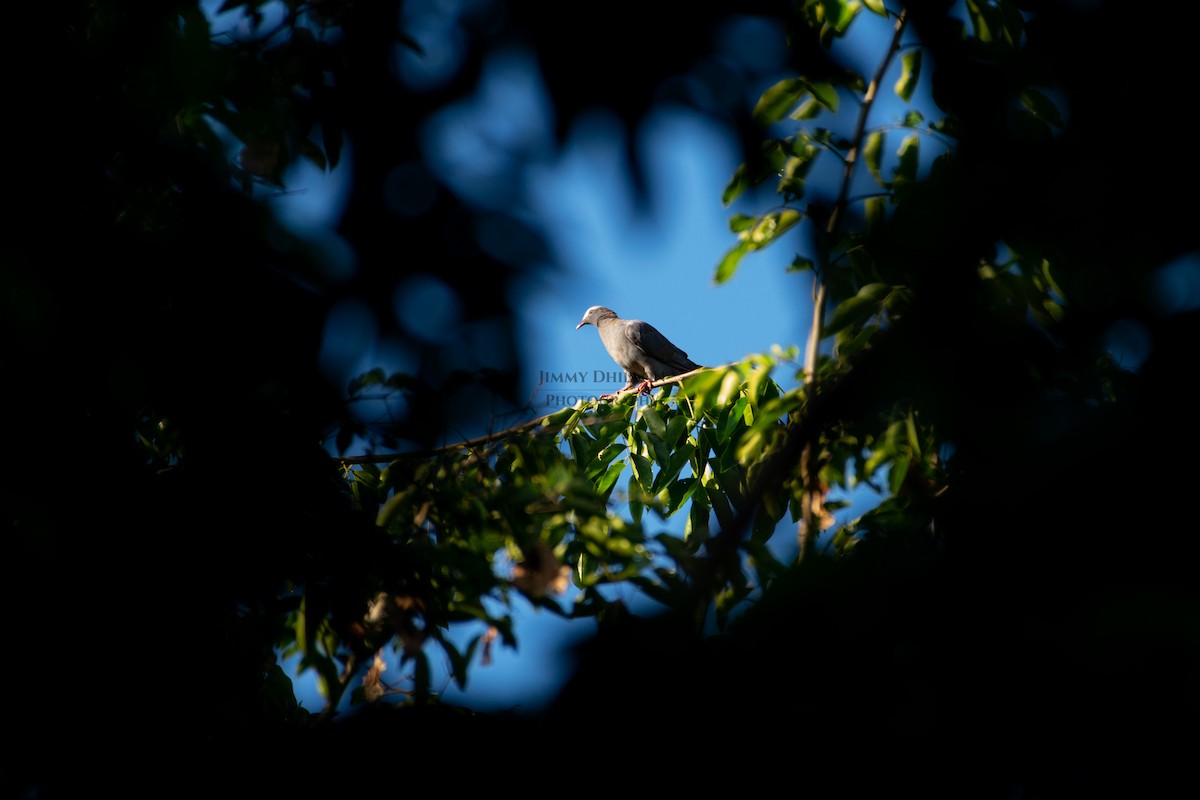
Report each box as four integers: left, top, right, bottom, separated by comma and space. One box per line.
790, 97, 824, 120
747, 209, 803, 250
894, 49, 922, 103
679, 368, 726, 415
728, 213, 756, 232
709, 370, 740, 409
753, 78, 808, 127
863, 130, 884, 185
715, 241, 750, 284
807, 80, 840, 112
824, 0, 862, 35
893, 133, 919, 187
722, 164, 749, 206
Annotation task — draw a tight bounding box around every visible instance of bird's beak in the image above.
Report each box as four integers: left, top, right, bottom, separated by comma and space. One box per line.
576, 320, 586, 330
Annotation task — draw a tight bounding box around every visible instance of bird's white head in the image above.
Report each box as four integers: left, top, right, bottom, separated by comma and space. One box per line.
576, 305, 617, 330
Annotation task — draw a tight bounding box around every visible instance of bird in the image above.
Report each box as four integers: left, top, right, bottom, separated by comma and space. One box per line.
576, 305, 703, 398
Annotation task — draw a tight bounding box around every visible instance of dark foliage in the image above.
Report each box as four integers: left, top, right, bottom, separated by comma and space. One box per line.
4, 1, 1199, 796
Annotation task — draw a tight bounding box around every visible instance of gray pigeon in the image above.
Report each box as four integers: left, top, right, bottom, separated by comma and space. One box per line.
576, 305, 702, 397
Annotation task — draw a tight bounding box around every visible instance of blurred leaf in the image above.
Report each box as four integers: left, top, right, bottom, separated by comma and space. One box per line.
744, 209, 803, 251
722, 163, 749, 206
863, 130, 884, 185
824, 0, 863, 37
715, 241, 751, 284
893, 133, 919, 188
728, 213, 756, 232
753, 78, 808, 127
788, 255, 816, 273
894, 49, 922, 103
823, 282, 891, 337
1020, 88, 1064, 129
806, 80, 840, 112
790, 97, 825, 120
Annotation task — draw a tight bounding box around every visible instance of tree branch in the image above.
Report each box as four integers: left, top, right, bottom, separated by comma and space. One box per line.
333, 365, 721, 466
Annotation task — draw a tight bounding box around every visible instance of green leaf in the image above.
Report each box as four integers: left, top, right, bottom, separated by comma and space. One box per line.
348, 367, 386, 395
596, 461, 626, 496
569, 430, 597, 464
789, 97, 824, 120
745, 209, 803, 250
728, 213, 756, 232
640, 406, 666, 440
893, 133, 919, 187
664, 414, 688, 449
705, 483, 737, 533
665, 477, 699, 516
806, 80, 840, 112
888, 455, 911, 495
652, 443, 696, 495
716, 369, 743, 407
894, 49, 922, 103
679, 368, 725, 415
965, 0, 993, 43
865, 195, 886, 229
542, 406, 574, 426
822, 0, 863, 36
823, 282, 891, 337
863, 0, 887, 16
630, 452, 655, 493
722, 163, 749, 206
905, 414, 922, 456
863, 130, 884, 185
586, 442, 628, 480
685, 500, 710, 545
836, 322, 880, 359
714, 241, 750, 285
721, 396, 751, 439
1019, 88, 1064, 129
788, 255, 816, 273
753, 78, 807, 127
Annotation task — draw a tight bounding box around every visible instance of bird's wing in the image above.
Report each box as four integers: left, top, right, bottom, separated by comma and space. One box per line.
625, 320, 696, 371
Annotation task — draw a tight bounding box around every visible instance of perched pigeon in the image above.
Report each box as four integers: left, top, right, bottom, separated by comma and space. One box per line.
576, 305, 703, 397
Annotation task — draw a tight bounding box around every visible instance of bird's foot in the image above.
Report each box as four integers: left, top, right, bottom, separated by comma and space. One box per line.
634, 380, 654, 396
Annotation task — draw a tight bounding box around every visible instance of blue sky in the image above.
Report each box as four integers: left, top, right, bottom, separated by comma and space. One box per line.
212, 0, 929, 714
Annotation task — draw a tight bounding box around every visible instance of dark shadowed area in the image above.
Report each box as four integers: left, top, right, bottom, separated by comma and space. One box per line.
4, 1, 1200, 796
